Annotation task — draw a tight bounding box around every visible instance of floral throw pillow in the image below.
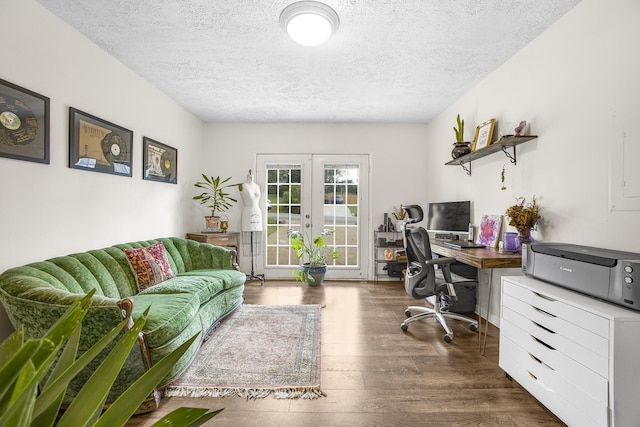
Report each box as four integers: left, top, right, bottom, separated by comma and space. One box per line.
124, 242, 175, 292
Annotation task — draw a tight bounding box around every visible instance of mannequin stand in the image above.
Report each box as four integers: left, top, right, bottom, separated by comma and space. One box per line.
245, 231, 264, 284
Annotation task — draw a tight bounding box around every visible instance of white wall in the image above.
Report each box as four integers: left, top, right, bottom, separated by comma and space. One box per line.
423, 0, 640, 323
0, 0, 206, 338
202, 123, 430, 272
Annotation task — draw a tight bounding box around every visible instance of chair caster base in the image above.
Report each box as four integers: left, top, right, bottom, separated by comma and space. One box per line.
443, 334, 453, 343
401, 323, 408, 332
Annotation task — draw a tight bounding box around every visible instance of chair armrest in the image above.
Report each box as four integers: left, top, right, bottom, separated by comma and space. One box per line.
425, 256, 456, 266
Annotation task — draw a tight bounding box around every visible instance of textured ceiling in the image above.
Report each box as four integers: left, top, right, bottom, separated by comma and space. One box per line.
36, 0, 581, 123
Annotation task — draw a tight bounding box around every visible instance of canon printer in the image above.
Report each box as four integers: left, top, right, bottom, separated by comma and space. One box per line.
522, 242, 640, 311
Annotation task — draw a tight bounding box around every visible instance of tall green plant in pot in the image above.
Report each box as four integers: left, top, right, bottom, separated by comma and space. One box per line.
288, 229, 339, 285
193, 174, 240, 231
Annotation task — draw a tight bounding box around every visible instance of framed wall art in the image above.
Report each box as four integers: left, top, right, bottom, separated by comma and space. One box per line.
69, 107, 133, 177
0, 78, 50, 164
142, 136, 177, 184
471, 118, 496, 151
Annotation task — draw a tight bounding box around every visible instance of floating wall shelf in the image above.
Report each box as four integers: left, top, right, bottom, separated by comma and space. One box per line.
445, 135, 538, 175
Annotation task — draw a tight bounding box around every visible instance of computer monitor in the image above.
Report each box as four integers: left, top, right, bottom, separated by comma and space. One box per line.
425, 201, 471, 233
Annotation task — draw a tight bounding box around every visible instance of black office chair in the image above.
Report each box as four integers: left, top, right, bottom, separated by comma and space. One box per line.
400, 205, 478, 342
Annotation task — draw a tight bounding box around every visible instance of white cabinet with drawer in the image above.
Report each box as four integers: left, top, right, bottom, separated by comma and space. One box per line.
500, 275, 640, 427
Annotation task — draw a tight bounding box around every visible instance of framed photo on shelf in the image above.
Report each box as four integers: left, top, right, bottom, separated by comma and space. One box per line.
142, 136, 177, 184
0, 78, 50, 164
476, 214, 503, 248
69, 107, 133, 177
472, 118, 496, 151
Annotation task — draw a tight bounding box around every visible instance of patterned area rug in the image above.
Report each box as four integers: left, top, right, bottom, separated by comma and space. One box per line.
163, 304, 323, 399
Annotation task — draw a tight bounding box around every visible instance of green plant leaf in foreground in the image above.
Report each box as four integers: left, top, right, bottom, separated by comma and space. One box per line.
152, 407, 224, 427
31, 325, 83, 427
56, 307, 152, 427
94, 332, 201, 427
0, 291, 223, 427
33, 316, 130, 420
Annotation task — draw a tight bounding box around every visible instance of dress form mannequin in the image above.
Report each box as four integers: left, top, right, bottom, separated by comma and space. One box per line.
239, 170, 264, 283
240, 171, 263, 232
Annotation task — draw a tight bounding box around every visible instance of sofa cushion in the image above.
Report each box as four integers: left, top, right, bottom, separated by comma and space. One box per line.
129, 292, 199, 348
138, 275, 222, 306
125, 242, 176, 291
180, 269, 246, 290
139, 268, 245, 305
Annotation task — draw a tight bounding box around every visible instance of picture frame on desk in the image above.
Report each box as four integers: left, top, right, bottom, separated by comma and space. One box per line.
471, 118, 496, 151
476, 214, 502, 248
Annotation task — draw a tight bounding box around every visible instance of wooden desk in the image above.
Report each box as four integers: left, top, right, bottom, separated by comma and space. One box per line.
431, 241, 521, 354
430, 242, 521, 269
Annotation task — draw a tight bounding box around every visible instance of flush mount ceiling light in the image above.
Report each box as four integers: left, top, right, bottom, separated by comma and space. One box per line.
280, 1, 340, 47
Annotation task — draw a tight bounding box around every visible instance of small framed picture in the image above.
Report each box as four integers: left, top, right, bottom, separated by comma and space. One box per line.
142, 137, 177, 184
0, 78, 50, 164
472, 118, 496, 151
69, 107, 133, 177
476, 214, 503, 248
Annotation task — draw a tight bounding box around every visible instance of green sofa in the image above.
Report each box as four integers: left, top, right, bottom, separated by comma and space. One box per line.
0, 237, 245, 412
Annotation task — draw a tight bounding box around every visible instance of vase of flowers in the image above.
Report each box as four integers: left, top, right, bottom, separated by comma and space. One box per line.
505, 196, 540, 248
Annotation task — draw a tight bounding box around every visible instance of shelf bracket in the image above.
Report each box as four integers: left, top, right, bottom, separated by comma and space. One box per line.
458, 160, 471, 176
501, 145, 517, 164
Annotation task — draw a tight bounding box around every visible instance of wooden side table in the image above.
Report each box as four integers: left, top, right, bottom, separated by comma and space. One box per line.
186, 232, 240, 267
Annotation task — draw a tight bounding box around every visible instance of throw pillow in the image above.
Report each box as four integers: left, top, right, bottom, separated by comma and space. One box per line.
125, 242, 175, 292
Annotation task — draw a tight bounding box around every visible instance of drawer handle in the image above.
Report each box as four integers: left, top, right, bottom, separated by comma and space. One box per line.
531, 320, 556, 334
528, 371, 553, 392
532, 291, 557, 302
532, 306, 556, 318
528, 353, 554, 370
531, 335, 555, 350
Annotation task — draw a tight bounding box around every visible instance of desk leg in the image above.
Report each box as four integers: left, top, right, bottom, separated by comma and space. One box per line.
478, 269, 493, 355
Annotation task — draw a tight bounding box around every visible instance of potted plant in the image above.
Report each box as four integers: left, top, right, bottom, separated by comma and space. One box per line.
287, 228, 339, 285
505, 196, 541, 245
0, 291, 222, 426
193, 174, 240, 231
451, 114, 472, 159
392, 205, 407, 231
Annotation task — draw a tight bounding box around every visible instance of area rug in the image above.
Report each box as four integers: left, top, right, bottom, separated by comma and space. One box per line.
163, 304, 324, 399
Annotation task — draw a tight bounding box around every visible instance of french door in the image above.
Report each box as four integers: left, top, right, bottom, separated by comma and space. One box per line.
256, 154, 369, 280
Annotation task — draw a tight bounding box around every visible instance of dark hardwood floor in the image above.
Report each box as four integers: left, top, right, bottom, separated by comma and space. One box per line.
126, 280, 564, 426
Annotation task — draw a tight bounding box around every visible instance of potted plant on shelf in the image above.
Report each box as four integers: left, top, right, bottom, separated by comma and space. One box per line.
451, 114, 472, 159
392, 205, 408, 231
193, 174, 240, 232
288, 228, 339, 286
505, 196, 541, 246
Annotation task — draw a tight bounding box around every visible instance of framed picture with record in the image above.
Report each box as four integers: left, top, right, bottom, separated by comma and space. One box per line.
0, 78, 50, 164
69, 107, 133, 177
142, 136, 177, 184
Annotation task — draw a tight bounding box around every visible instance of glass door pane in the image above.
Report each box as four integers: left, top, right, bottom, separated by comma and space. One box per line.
256, 154, 368, 280
322, 163, 359, 267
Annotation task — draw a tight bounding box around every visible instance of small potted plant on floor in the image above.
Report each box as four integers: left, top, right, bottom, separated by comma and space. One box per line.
193, 174, 240, 232
288, 228, 339, 285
